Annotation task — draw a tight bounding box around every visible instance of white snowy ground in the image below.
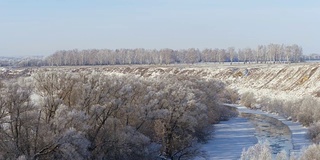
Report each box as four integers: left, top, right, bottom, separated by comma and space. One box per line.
196, 104, 311, 160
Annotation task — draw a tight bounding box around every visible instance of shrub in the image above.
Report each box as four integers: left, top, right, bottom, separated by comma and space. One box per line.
221, 88, 239, 104
240, 143, 272, 160
240, 92, 256, 108
300, 144, 320, 160
307, 122, 320, 143
241, 143, 290, 160
275, 150, 288, 160
297, 96, 317, 126
282, 100, 299, 121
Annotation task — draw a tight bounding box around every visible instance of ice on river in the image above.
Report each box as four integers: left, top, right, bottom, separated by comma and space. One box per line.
232, 104, 311, 156
196, 104, 311, 160
195, 117, 257, 160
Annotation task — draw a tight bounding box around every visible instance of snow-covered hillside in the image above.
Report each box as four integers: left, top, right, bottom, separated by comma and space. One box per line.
95, 63, 320, 100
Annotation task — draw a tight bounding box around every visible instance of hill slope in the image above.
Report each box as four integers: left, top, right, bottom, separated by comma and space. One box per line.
98, 63, 320, 100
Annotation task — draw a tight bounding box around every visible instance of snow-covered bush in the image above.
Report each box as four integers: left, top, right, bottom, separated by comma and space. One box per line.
242, 143, 320, 160
282, 100, 300, 121
241, 143, 290, 160
220, 87, 239, 104
275, 150, 288, 160
240, 92, 256, 108
297, 96, 317, 126
240, 143, 272, 160
254, 95, 320, 128
307, 122, 320, 143
300, 144, 320, 160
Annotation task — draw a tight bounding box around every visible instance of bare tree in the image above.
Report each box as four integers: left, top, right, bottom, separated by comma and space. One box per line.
41, 44, 304, 67
228, 47, 235, 65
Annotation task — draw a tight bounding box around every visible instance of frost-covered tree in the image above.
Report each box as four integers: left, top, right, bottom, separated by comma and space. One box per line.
0, 80, 90, 160
241, 143, 272, 160
0, 67, 238, 159
228, 47, 235, 65
37, 44, 304, 67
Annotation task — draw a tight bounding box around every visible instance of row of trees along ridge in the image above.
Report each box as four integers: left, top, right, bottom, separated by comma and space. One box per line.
16, 44, 303, 67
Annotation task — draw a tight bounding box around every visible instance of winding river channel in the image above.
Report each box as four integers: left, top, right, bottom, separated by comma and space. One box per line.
196, 104, 311, 160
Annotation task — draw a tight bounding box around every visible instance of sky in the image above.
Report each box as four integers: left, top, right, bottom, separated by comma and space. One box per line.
1, 0, 320, 57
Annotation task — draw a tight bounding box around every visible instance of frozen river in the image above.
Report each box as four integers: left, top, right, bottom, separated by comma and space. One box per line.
196, 104, 311, 160
198, 116, 257, 159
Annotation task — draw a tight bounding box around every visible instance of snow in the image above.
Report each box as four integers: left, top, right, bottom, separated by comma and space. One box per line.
228, 104, 311, 156
92, 63, 320, 101
196, 104, 311, 159
220, 64, 320, 100
195, 117, 257, 160
32, 63, 317, 159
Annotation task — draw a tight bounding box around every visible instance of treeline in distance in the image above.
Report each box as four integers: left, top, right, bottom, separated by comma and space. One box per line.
16, 44, 303, 67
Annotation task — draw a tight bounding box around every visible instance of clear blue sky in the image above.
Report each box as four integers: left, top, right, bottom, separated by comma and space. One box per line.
1, 0, 319, 57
